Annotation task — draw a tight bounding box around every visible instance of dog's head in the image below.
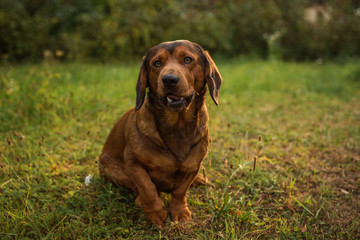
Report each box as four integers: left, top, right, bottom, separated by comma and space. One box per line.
135, 40, 222, 112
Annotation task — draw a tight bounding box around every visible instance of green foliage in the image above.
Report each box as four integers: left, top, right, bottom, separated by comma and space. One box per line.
1, 0, 360, 62
279, 0, 360, 60
1, 60, 360, 238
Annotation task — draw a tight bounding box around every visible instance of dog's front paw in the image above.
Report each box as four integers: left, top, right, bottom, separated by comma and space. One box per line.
145, 209, 167, 228
170, 205, 192, 222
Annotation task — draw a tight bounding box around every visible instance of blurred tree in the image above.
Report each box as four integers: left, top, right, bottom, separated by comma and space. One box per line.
0, 0, 359, 62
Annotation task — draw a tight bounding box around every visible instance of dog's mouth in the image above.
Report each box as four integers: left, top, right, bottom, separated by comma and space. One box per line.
166, 94, 184, 104
162, 93, 194, 111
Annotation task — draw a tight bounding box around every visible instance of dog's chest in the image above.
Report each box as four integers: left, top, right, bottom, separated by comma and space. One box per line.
148, 156, 199, 193
149, 167, 185, 193
159, 121, 205, 161
163, 132, 196, 161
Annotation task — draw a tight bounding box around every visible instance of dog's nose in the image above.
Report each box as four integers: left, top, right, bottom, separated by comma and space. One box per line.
162, 74, 180, 89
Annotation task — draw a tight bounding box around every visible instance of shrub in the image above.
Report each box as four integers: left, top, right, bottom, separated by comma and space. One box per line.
0, 0, 359, 62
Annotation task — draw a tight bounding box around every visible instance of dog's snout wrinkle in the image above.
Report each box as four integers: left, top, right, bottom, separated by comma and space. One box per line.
162, 74, 180, 89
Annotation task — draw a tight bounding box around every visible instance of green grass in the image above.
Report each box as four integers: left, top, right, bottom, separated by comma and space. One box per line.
1, 59, 359, 239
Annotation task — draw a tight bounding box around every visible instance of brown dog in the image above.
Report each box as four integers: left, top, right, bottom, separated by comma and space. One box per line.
99, 40, 222, 227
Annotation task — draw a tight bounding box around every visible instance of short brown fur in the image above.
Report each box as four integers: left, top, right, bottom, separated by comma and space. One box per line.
99, 40, 222, 227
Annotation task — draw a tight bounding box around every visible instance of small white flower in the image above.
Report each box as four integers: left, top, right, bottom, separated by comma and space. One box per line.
85, 174, 93, 186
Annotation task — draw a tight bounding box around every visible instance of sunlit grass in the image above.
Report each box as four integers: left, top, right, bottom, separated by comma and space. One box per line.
1, 60, 359, 239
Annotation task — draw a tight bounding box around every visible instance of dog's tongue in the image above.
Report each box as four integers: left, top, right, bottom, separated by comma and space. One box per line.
168, 95, 181, 101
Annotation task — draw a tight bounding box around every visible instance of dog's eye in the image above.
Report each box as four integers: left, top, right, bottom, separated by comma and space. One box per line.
184, 57, 192, 64
154, 60, 161, 67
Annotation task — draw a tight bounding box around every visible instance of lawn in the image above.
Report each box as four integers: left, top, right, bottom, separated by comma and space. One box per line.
1, 59, 359, 239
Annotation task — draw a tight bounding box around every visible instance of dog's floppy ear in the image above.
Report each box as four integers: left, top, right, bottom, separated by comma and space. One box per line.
204, 51, 222, 105
135, 56, 148, 111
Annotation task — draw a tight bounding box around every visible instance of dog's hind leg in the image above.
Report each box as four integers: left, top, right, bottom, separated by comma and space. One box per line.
191, 173, 205, 186
99, 154, 137, 191
191, 172, 213, 187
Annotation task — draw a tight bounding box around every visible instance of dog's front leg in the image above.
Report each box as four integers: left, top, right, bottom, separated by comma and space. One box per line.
126, 161, 167, 227
170, 137, 208, 222
169, 170, 199, 222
